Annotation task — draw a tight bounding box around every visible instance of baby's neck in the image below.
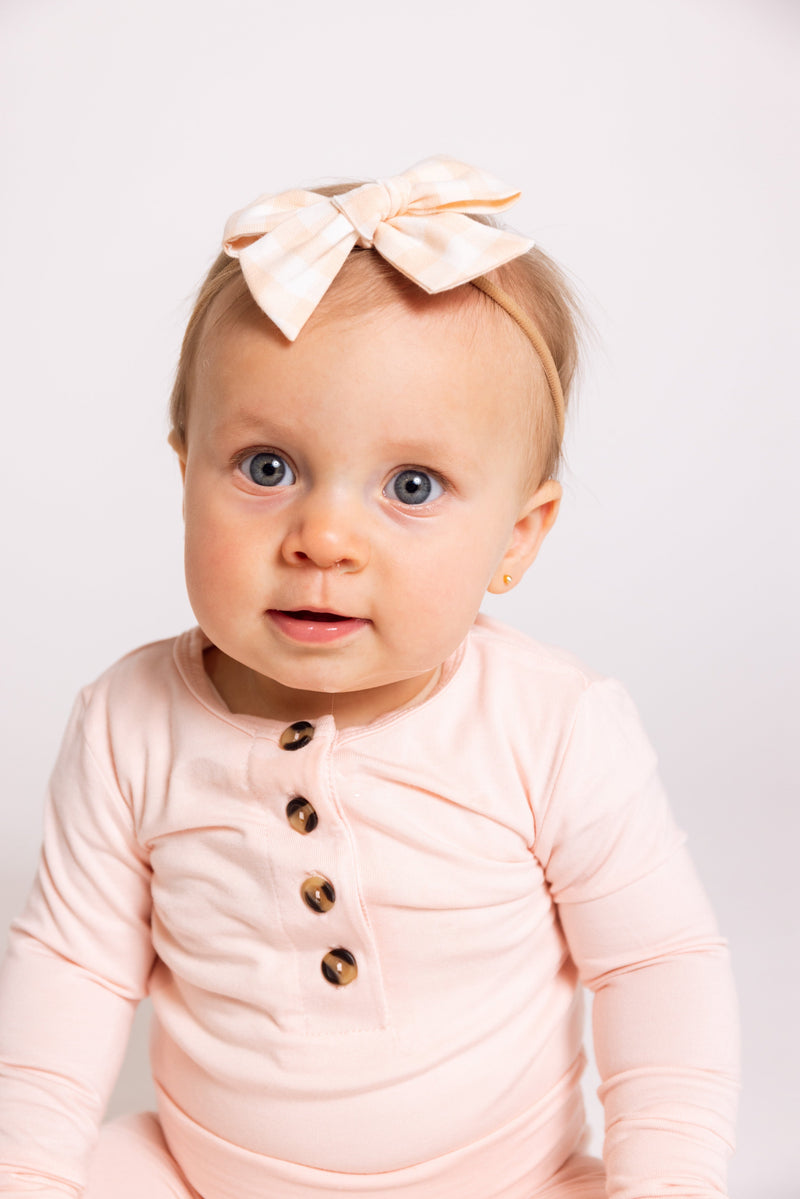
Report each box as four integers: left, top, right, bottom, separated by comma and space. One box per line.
203, 647, 440, 730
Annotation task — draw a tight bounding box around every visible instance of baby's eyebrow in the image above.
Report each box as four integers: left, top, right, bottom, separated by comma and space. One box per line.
212, 407, 442, 451
380, 442, 464, 469
209, 405, 288, 437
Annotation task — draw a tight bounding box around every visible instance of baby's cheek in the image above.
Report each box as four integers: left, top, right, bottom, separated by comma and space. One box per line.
392, 569, 486, 658
184, 521, 245, 614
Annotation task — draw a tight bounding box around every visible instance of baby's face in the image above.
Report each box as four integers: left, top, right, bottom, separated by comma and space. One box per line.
178, 294, 560, 726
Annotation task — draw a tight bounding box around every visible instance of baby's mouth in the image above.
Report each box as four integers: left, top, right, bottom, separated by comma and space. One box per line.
268, 608, 368, 644
281, 609, 354, 622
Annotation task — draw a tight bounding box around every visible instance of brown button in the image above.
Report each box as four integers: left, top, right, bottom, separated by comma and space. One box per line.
286, 797, 318, 834
279, 721, 315, 751
321, 948, 357, 986
301, 874, 335, 913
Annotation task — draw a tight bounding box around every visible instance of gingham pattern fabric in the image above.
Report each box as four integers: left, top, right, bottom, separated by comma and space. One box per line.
222, 156, 533, 341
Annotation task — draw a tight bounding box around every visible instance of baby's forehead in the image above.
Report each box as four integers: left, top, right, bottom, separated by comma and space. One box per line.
203, 270, 535, 400
205, 252, 535, 377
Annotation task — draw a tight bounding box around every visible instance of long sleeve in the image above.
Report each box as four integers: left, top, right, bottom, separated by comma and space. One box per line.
534, 679, 740, 1199
0, 691, 155, 1197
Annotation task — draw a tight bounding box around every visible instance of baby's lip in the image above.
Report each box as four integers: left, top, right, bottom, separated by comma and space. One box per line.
271, 608, 366, 622
267, 608, 370, 644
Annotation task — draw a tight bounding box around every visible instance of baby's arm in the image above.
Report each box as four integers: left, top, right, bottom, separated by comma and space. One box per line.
535, 679, 739, 1198
0, 691, 155, 1197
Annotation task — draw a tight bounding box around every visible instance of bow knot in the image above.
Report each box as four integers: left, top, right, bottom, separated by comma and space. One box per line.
332, 177, 413, 247
223, 155, 533, 341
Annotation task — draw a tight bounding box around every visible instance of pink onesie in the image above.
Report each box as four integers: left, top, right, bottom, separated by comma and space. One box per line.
0, 615, 739, 1197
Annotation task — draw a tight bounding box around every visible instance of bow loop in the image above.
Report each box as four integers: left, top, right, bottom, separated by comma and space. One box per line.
222, 155, 533, 341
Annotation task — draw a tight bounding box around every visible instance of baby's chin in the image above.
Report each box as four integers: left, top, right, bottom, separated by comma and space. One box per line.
259, 664, 441, 728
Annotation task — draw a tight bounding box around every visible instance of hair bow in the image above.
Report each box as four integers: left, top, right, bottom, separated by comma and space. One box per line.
222, 155, 533, 341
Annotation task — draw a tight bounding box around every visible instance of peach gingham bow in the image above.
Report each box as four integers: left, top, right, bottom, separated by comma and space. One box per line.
222, 155, 533, 341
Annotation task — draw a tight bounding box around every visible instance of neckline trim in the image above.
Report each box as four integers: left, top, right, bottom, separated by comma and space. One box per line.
172, 627, 469, 744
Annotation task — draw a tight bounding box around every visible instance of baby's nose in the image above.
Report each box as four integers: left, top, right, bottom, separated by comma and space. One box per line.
281, 494, 370, 573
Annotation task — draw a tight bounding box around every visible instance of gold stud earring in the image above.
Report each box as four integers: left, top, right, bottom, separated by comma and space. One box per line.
503, 574, 513, 586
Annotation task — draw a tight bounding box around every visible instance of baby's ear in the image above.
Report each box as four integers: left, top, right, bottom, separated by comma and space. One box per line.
487, 479, 561, 594
167, 429, 187, 484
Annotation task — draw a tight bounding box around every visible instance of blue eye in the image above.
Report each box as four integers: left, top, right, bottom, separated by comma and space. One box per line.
386, 469, 443, 506
239, 452, 296, 488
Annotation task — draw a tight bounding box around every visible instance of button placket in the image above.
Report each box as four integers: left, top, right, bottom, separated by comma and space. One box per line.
276, 721, 359, 988
253, 719, 374, 1012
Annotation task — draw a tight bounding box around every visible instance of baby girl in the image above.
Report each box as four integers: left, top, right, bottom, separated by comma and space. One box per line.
0, 156, 739, 1198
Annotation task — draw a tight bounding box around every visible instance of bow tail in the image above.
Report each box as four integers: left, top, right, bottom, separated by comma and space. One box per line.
237, 208, 358, 341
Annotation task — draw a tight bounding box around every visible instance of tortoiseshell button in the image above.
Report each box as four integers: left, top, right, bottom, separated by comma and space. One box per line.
279, 721, 315, 750
301, 875, 336, 913
321, 948, 358, 986
286, 797, 318, 834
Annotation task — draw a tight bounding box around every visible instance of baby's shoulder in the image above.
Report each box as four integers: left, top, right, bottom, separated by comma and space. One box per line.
75, 629, 199, 744
469, 613, 603, 696
464, 615, 655, 775
453, 614, 612, 750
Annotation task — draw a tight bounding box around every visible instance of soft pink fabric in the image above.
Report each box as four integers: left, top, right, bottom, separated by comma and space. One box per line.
0, 615, 739, 1197
81, 1113, 606, 1199
85, 1113, 200, 1199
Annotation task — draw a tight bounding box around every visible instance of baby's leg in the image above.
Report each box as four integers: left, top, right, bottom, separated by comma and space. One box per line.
85, 1112, 201, 1199
532, 1150, 606, 1198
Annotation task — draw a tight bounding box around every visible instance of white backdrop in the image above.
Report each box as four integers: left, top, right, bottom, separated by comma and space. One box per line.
1, 1, 797, 1195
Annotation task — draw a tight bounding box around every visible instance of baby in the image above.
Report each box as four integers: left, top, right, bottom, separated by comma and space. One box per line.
0, 157, 739, 1198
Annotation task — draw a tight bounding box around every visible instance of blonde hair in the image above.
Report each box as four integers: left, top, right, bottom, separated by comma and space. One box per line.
169, 183, 582, 481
